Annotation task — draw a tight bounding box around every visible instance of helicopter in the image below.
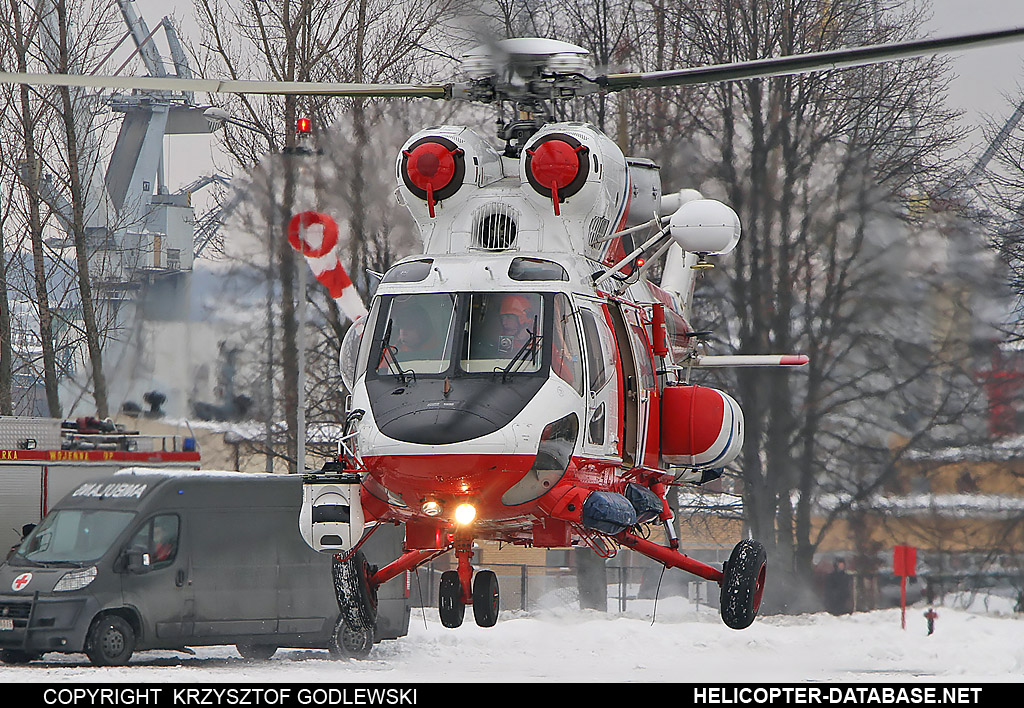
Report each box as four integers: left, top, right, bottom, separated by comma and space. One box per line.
5, 23, 1024, 655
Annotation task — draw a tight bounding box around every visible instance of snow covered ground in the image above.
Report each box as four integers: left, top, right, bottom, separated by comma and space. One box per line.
2, 596, 1021, 684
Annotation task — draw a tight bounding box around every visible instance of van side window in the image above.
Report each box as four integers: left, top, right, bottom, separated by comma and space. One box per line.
130, 514, 179, 567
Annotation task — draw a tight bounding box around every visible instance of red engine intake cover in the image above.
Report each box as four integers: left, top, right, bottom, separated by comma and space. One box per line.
400, 137, 465, 217
524, 133, 589, 215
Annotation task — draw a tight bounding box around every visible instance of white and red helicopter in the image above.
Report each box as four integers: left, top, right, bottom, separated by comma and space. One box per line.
5, 25, 1024, 654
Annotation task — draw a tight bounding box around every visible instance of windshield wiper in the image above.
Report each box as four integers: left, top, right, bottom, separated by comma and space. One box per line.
19, 557, 87, 568
501, 316, 542, 382
8, 555, 43, 567
379, 318, 414, 384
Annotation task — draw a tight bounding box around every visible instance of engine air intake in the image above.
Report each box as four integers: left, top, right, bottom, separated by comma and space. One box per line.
472, 203, 519, 250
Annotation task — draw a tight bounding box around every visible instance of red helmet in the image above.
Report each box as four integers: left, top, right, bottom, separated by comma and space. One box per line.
500, 295, 533, 326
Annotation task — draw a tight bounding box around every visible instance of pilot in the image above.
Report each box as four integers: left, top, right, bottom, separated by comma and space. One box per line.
497, 294, 536, 354
396, 315, 434, 355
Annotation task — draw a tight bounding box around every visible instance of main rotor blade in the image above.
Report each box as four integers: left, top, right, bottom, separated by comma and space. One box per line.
0, 70, 449, 98
601, 26, 1024, 91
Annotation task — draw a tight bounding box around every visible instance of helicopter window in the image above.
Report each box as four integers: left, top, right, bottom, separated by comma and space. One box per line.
472, 203, 519, 250
579, 307, 613, 393
371, 294, 457, 377
552, 294, 584, 396
339, 316, 365, 393
508, 257, 568, 282
630, 323, 657, 390
461, 292, 545, 374
355, 298, 380, 383
381, 259, 433, 284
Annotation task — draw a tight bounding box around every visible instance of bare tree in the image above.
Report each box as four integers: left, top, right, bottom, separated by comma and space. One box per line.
2, 0, 62, 416
191, 0, 461, 470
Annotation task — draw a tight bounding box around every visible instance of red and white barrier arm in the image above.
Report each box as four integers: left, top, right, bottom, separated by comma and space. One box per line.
689, 354, 809, 367
287, 211, 367, 322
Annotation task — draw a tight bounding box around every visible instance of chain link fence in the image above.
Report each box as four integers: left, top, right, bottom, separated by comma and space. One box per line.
407, 548, 730, 614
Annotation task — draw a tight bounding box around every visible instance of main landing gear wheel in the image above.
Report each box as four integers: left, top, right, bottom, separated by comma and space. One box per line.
329, 615, 374, 659
472, 569, 500, 628
439, 570, 465, 628
719, 539, 767, 630
333, 550, 379, 632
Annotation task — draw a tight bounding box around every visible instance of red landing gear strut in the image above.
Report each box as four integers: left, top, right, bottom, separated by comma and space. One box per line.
614, 530, 767, 630
437, 534, 500, 629
366, 534, 501, 630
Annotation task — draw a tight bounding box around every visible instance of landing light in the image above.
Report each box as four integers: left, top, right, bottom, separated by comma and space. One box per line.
421, 500, 443, 517
454, 503, 477, 526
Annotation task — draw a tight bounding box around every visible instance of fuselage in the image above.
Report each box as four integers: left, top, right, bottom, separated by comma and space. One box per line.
333, 121, 742, 547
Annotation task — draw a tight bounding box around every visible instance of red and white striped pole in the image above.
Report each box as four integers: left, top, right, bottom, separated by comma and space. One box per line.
287, 211, 367, 322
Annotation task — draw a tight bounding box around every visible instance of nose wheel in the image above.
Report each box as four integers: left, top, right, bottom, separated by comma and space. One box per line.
439, 570, 466, 628
438, 540, 500, 628
472, 569, 500, 627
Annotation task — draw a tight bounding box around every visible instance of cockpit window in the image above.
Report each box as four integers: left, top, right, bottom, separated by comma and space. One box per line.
508, 257, 569, 282
461, 293, 545, 373
381, 259, 433, 283
374, 293, 457, 376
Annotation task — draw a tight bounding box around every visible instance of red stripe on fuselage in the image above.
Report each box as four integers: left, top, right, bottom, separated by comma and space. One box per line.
361, 453, 623, 532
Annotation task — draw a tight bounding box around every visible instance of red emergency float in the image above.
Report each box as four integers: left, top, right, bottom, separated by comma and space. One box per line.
660, 384, 744, 469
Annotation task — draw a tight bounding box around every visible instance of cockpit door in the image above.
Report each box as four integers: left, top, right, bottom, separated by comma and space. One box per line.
607, 301, 644, 467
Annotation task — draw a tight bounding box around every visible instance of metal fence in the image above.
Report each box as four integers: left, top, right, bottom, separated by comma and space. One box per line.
406, 559, 724, 614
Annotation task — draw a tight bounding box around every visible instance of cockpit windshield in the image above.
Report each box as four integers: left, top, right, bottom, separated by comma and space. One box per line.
374, 293, 457, 377
462, 293, 544, 374
366, 292, 548, 380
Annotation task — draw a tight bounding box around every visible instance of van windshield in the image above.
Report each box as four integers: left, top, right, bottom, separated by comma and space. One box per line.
12, 509, 136, 566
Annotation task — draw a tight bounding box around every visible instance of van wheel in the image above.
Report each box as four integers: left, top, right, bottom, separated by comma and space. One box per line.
0, 649, 41, 664
85, 614, 136, 666
328, 616, 373, 659
236, 643, 278, 660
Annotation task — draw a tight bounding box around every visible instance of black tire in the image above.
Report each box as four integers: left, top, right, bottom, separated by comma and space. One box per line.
328, 615, 373, 660
472, 569, 500, 628
0, 649, 41, 665
438, 570, 465, 629
332, 550, 378, 631
720, 539, 767, 630
85, 614, 136, 666
236, 643, 278, 660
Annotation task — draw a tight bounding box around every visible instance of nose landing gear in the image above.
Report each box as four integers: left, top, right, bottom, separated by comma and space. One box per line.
438, 536, 501, 629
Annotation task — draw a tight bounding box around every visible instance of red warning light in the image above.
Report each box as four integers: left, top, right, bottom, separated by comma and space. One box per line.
296, 117, 312, 134
636, 258, 645, 268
